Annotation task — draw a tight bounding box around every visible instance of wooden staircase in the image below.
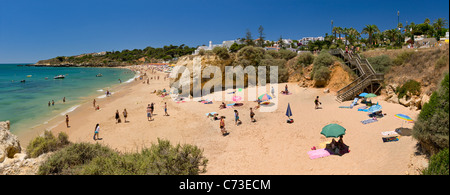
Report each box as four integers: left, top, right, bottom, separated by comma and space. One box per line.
329, 49, 384, 102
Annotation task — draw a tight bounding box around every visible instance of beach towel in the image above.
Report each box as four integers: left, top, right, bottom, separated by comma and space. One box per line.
382, 136, 400, 143
381, 131, 399, 136
307, 149, 331, 160
361, 118, 378, 124
358, 106, 368, 111
226, 103, 235, 107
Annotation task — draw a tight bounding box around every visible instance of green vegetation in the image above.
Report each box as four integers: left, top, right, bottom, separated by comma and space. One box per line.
367, 55, 392, 73
36, 136, 208, 175
393, 51, 414, 66
311, 51, 334, 87
435, 55, 449, 69
212, 47, 230, 60
26, 131, 70, 158
422, 148, 449, 175
413, 73, 449, 155
396, 79, 421, 99
37, 44, 197, 65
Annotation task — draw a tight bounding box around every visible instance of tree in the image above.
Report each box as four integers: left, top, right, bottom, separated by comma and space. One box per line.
245, 29, 254, 46
257, 25, 265, 47
433, 18, 448, 32
362, 24, 380, 47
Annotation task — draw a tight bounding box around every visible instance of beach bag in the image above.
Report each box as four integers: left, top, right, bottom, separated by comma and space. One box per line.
287, 119, 294, 123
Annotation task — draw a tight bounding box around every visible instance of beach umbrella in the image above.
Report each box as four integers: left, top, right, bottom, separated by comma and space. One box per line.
359, 92, 368, 97
394, 114, 414, 128
258, 93, 273, 102
365, 93, 377, 98
367, 104, 382, 113
286, 103, 292, 119
321, 123, 346, 138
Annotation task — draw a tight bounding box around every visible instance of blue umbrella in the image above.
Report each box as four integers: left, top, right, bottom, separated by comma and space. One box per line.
367, 104, 382, 113
286, 103, 292, 119
359, 92, 368, 97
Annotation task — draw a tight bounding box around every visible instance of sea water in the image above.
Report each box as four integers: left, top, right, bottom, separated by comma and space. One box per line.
0, 64, 135, 135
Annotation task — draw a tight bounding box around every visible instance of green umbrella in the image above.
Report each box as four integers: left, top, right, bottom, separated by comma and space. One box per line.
365, 93, 377, 98
321, 123, 346, 138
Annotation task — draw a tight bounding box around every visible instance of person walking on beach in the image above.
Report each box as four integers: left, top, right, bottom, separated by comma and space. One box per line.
314, 96, 322, 109
234, 110, 241, 126
164, 102, 169, 116
115, 110, 121, 123
220, 116, 228, 136
147, 104, 152, 121
93, 123, 101, 140
65, 115, 70, 128
123, 109, 128, 123
250, 108, 256, 122
93, 99, 96, 108
271, 86, 276, 98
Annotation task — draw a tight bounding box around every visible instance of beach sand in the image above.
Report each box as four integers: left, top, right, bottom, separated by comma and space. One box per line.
22, 67, 427, 175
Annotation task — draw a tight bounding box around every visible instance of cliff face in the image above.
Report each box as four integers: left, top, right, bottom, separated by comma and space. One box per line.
362, 46, 449, 110
0, 121, 48, 175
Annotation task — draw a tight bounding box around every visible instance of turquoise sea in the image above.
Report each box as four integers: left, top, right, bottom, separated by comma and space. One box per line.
0, 64, 135, 135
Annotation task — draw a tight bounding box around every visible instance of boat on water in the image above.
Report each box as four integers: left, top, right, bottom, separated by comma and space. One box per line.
96, 73, 103, 77
54, 75, 65, 79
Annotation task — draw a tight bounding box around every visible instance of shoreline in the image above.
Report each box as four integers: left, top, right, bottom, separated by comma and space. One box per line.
15, 65, 139, 145
14, 65, 427, 174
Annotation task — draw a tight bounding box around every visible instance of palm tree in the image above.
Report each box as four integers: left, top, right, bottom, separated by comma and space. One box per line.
433, 18, 448, 31
361, 24, 380, 47
347, 27, 361, 45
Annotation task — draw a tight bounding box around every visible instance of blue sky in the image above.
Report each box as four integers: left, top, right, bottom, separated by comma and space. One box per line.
0, 0, 448, 63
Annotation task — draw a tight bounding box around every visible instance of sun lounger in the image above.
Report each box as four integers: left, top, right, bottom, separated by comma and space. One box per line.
307, 149, 331, 160
358, 106, 368, 111
361, 118, 378, 124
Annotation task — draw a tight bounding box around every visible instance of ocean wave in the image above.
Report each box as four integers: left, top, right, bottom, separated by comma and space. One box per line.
60, 105, 81, 116
97, 89, 104, 92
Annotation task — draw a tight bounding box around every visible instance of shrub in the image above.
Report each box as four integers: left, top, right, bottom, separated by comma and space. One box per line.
397, 79, 421, 99
212, 47, 230, 60
413, 73, 449, 155
393, 51, 414, 66
296, 52, 315, 68
26, 131, 71, 158
311, 51, 334, 80
313, 66, 331, 87
367, 55, 392, 73
278, 49, 297, 61
435, 55, 449, 69
422, 148, 449, 175
38, 138, 208, 175
38, 142, 116, 175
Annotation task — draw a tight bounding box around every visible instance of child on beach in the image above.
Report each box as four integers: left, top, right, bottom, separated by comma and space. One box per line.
234, 110, 242, 126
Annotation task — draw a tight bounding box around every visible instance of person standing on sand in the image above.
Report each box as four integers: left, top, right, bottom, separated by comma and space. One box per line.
271, 86, 275, 98
93, 99, 96, 108
115, 110, 120, 123
220, 116, 228, 136
93, 123, 101, 140
234, 110, 241, 126
123, 109, 128, 123
150, 103, 155, 115
65, 115, 69, 128
315, 96, 322, 109
250, 108, 256, 122
147, 104, 152, 121
164, 102, 169, 116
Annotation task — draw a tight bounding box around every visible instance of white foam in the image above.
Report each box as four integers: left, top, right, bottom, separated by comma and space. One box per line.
97, 89, 104, 92
60, 105, 80, 116
97, 92, 114, 99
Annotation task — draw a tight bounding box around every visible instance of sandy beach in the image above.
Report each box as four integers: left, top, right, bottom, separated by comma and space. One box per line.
22, 66, 427, 175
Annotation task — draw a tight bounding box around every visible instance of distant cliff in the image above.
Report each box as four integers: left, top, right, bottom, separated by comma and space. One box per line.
34, 45, 197, 67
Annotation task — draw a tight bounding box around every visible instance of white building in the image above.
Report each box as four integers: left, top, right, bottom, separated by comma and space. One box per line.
298, 36, 324, 46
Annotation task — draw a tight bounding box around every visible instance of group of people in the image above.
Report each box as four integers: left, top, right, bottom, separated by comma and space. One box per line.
146, 102, 169, 121
48, 97, 66, 107
115, 109, 128, 123
326, 135, 349, 156
215, 105, 257, 137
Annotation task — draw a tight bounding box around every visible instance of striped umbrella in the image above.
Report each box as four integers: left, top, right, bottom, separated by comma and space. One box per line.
394, 114, 413, 122
258, 93, 273, 102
